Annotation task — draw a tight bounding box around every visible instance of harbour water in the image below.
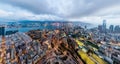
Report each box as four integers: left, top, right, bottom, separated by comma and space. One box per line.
5, 27, 45, 32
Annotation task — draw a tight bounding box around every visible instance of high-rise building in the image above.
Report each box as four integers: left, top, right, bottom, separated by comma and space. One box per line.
114, 25, 120, 33
102, 20, 107, 33
0, 27, 5, 37
109, 25, 114, 33
0, 27, 6, 64
98, 25, 102, 32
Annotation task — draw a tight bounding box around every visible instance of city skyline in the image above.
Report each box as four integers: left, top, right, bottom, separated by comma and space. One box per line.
0, 0, 120, 25
0, 1, 120, 64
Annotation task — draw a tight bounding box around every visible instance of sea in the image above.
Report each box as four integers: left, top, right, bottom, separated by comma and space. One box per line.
5, 27, 45, 33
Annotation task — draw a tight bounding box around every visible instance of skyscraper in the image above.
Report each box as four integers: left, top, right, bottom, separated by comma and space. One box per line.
0, 27, 6, 63
102, 20, 107, 33
114, 25, 120, 33
98, 25, 102, 32
109, 25, 114, 33
0, 27, 5, 37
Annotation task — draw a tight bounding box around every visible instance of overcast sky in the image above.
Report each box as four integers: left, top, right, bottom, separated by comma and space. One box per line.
0, 0, 120, 25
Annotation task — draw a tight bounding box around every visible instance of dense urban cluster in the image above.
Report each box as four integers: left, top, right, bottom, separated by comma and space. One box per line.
0, 21, 120, 64
87, 20, 120, 64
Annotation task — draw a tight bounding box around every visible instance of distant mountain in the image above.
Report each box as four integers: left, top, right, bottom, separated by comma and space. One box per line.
0, 15, 93, 28
17, 20, 92, 27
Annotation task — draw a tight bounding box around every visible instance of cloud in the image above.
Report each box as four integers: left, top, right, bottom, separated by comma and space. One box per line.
0, 10, 12, 17
0, 0, 54, 15
1, 0, 120, 18
0, 0, 120, 24
0, 2, 63, 22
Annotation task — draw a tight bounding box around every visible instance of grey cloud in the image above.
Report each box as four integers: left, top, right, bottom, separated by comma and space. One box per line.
69, 0, 120, 18
0, 0, 56, 14
1, 0, 120, 18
